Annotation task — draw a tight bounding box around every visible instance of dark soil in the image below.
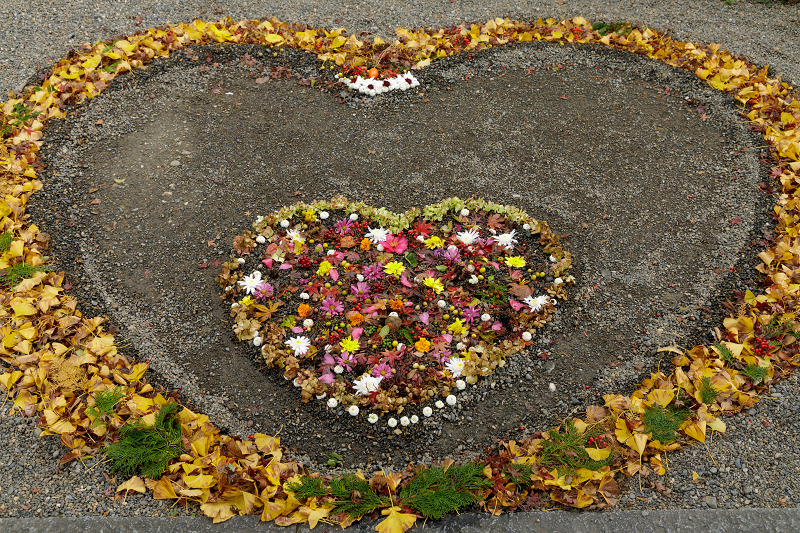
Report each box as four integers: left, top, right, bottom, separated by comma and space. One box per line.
28, 41, 773, 473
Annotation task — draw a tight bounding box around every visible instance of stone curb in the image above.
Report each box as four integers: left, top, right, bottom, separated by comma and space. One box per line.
2, 508, 799, 533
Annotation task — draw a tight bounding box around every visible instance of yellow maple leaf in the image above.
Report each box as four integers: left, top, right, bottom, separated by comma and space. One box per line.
375, 506, 417, 533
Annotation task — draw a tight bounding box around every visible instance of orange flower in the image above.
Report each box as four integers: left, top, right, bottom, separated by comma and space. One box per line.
389, 298, 404, 311
297, 304, 312, 318
360, 238, 371, 251
349, 311, 365, 326
415, 338, 431, 353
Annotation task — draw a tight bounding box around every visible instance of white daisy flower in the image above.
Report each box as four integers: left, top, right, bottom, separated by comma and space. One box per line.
280, 219, 290, 228
237, 257, 245, 264
327, 249, 335, 256
376, 244, 384, 252
353, 374, 383, 396
460, 208, 470, 217
422, 406, 433, 417
327, 398, 338, 408
400, 416, 410, 426
365, 226, 389, 243
493, 230, 518, 249
446, 394, 457, 406
456, 228, 480, 245
349, 213, 358, 221
388, 417, 398, 428
410, 415, 419, 424
469, 275, 480, 285
334, 365, 344, 374
456, 380, 466, 390
389, 312, 399, 318
554, 277, 563, 285
522, 331, 533, 341
286, 228, 304, 243
368, 413, 379, 424
238, 271, 263, 295
299, 292, 310, 300
523, 223, 531, 231
303, 319, 314, 328
523, 295, 549, 313
435, 400, 445, 409
437, 300, 447, 309
445, 356, 465, 378
348, 405, 359, 416
481, 313, 491, 322
285, 336, 311, 356
255, 235, 266, 244
356, 274, 364, 282
320, 211, 329, 219
416, 235, 425, 243
252, 336, 262, 347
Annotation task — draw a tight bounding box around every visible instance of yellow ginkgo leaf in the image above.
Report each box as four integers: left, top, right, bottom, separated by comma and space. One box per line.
585, 447, 611, 461
376, 506, 417, 533
116, 476, 146, 493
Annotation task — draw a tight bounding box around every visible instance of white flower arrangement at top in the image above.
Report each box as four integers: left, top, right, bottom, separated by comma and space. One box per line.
338, 72, 420, 96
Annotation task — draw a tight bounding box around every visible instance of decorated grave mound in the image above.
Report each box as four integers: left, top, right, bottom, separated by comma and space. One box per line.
1, 15, 799, 530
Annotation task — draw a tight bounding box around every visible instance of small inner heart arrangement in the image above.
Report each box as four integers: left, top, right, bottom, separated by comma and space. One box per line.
1, 15, 799, 531
217, 197, 571, 421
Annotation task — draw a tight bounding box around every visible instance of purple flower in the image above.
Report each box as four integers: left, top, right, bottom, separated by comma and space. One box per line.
442, 246, 461, 263
362, 263, 384, 281
321, 296, 344, 316
371, 363, 394, 379
337, 352, 356, 371
462, 306, 481, 324
350, 281, 371, 299
334, 218, 354, 236
254, 281, 274, 301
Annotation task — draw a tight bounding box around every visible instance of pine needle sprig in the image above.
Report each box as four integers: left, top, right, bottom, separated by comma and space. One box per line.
400, 463, 491, 519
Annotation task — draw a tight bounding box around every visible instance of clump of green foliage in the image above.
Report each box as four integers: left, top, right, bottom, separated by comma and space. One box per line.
591, 21, 633, 36
399, 463, 491, 519
713, 342, 735, 364
0, 263, 52, 289
540, 419, 612, 474
0, 232, 13, 252
0, 102, 42, 137
325, 451, 343, 468
87, 386, 126, 428
643, 403, 690, 444
698, 376, 719, 405
287, 463, 492, 520
742, 364, 769, 385
103, 401, 184, 479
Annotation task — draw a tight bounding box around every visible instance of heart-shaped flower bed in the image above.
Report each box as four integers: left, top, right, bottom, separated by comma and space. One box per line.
218, 197, 572, 414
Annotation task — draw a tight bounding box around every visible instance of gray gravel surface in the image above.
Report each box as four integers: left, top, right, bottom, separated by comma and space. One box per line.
1, 0, 799, 523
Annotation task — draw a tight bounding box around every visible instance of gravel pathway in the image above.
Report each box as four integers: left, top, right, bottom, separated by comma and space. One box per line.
1, 0, 799, 521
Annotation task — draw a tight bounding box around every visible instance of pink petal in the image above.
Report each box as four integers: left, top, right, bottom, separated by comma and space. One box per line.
262, 258, 273, 268
491, 321, 502, 331
319, 373, 335, 384
400, 274, 413, 288
509, 299, 524, 312
351, 327, 363, 340
442, 334, 453, 343
330, 269, 339, 281
419, 312, 430, 325
291, 326, 304, 334
323, 353, 335, 365
279, 263, 292, 270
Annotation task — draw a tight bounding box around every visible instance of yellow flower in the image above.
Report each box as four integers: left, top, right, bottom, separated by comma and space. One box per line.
447, 319, 467, 336
239, 296, 254, 306
360, 238, 371, 251
303, 209, 317, 222
424, 236, 444, 249
317, 260, 333, 276
415, 338, 431, 353
505, 256, 526, 268
340, 337, 360, 352
423, 276, 444, 294
384, 261, 406, 277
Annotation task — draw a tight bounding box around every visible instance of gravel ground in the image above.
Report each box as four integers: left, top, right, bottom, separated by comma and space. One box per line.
1, 0, 799, 521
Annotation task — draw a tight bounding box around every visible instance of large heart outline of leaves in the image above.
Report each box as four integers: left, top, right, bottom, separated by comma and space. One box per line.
0, 15, 799, 529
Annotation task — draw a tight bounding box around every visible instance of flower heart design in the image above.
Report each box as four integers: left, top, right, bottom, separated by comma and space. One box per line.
219, 197, 572, 415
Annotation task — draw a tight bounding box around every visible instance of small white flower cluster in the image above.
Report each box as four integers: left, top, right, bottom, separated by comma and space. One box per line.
339, 73, 420, 96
